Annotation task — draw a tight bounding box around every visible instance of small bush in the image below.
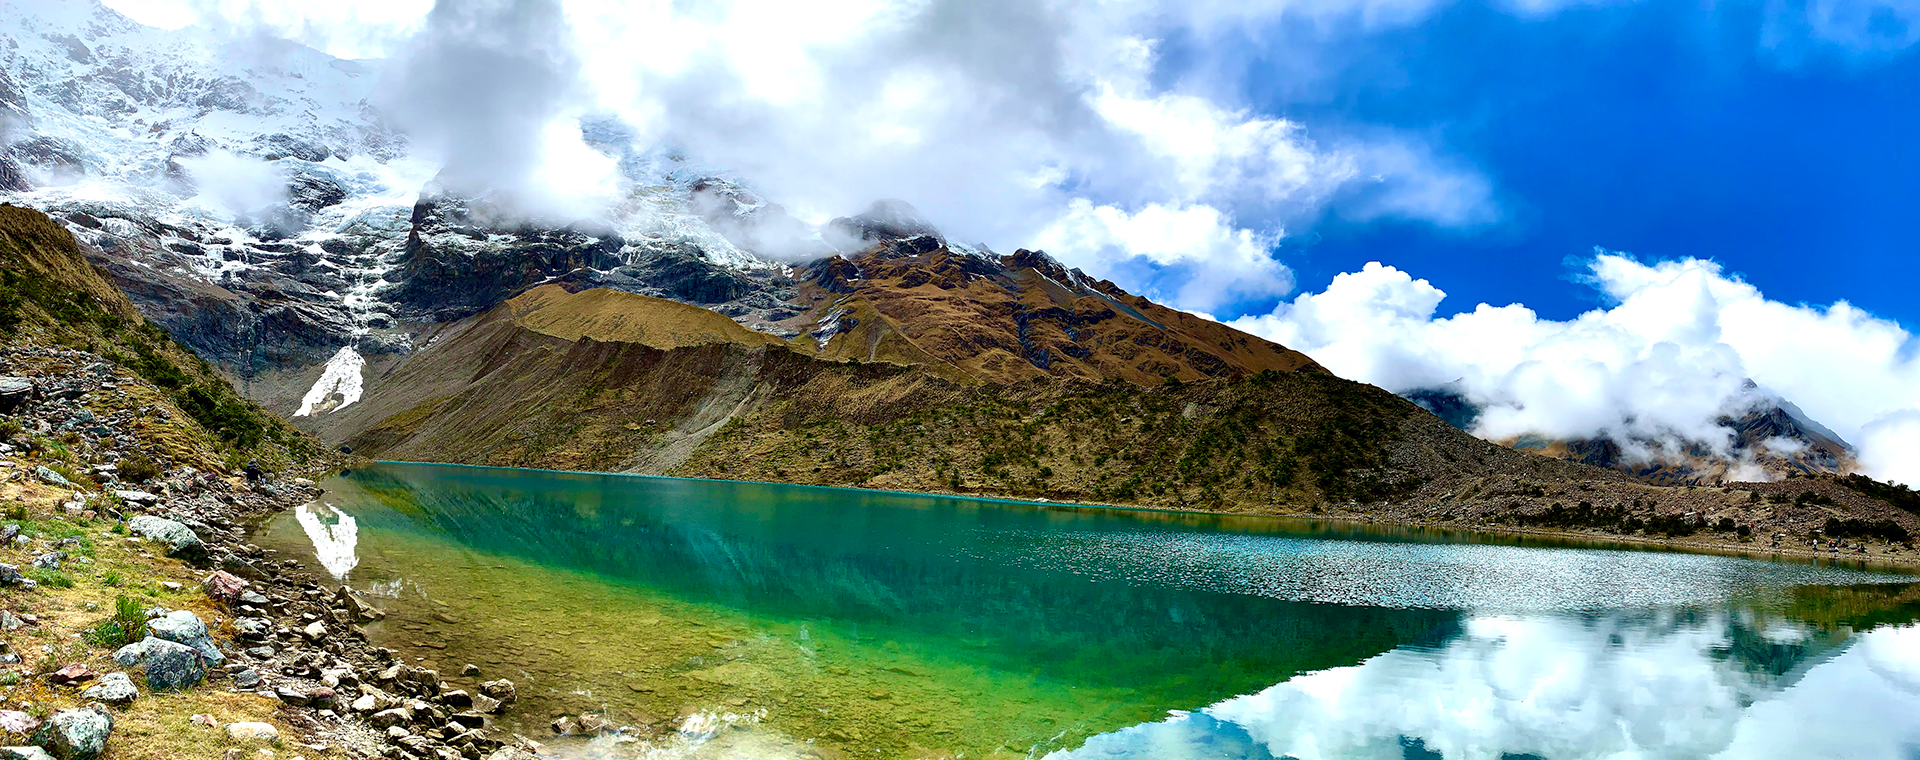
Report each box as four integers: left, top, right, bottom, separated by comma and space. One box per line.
28, 568, 75, 588
102, 568, 123, 587
82, 595, 147, 648
117, 453, 161, 484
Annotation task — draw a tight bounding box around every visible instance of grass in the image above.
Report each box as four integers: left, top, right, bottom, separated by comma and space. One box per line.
0, 489, 305, 760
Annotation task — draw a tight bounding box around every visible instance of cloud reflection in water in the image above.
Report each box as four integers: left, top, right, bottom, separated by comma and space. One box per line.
1049, 616, 1920, 760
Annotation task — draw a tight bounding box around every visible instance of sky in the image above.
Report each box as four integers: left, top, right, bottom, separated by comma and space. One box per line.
93, 0, 1920, 483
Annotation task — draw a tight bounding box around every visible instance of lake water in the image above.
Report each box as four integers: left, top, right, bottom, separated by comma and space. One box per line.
254, 462, 1920, 760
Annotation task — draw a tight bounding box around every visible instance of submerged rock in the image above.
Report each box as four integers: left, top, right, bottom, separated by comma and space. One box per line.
478, 679, 516, 705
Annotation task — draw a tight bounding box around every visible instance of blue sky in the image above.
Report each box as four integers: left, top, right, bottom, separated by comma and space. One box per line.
1166, 0, 1920, 324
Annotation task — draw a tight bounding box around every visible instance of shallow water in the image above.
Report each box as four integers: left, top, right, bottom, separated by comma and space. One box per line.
254, 462, 1920, 759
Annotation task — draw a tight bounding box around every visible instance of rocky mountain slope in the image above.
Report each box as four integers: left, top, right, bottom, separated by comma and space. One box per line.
1407, 384, 1854, 485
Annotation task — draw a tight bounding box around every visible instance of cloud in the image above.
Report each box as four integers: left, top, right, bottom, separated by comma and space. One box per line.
371, 0, 602, 218
1030, 200, 1290, 314
1050, 615, 1920, 760
176, 148, 288, 215
550, 0, 1493, 314
1227, 254, 1920, 481
102, 0, 435, 59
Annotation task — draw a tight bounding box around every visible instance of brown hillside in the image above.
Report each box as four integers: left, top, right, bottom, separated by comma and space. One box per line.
506, 284, 789, 350
780, 244, 1320, 385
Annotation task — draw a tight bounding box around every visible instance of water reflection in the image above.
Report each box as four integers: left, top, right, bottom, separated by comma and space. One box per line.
261, 463, 1920, 759
1052, 617, 1920, 760
295, 502, 359, 579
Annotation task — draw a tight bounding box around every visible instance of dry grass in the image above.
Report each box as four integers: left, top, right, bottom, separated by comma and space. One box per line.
0, 491, 314, 760
508, 284, 786, 350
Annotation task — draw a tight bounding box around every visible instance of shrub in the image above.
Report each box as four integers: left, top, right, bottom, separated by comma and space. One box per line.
117, 453, 161, 483
28, 568, 75, 588
82, 596, 148, 648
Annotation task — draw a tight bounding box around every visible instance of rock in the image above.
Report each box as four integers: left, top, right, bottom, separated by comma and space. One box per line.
112, 637, 206, 691
301, 621, 326, 641
461, 664, 481, 677
49, 664, 96, 686
478, 679, 515, 704
30, 552, 62, 571
231, 668, 261, 689
78, 673, 137, 705
273, 687, 310, 707
126, 516, 205, 560
190, 714, 216, 727
237, 591, 270, 606
367, 708, 412, 729
109, 490, 158, 506
0, 566, 21, 586
0, 747, 55, 760
0, 611, 23, 630
201, 571, 248, 602
548, 716, 576, 736
35, 704, 111, 760
577, 714, 611, 733
307, 687, 337, 706
484, 748, 536, 760
449, 713, 486, 730
244, 646, 274, 659
224, 723, 279, 742
0, 525, 16, 543
0, 710, 39, 734
220, 556, 269, 581
147, 611, 225, 666
471, 694, 502, 714
441, 690, 472, 709
34, 467, 74, 488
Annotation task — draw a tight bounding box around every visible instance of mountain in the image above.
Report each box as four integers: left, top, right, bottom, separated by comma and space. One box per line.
1406, 384, 1853, 485
8, 2, 1920, 556
0, 202, 318, 468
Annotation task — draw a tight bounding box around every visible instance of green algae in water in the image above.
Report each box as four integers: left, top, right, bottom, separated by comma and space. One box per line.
255, 463, 1920, 759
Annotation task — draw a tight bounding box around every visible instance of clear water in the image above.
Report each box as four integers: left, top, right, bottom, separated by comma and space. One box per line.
254, 462, 1920, 760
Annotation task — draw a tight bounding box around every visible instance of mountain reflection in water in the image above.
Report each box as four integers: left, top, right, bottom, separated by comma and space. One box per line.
263, 463, 1920, 759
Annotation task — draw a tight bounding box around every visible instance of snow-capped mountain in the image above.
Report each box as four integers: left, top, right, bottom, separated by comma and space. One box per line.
0, 0, 812, 395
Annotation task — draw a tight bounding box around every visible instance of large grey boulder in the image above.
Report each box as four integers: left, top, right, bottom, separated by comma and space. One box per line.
146, 611, 225, 666
109, 490, 157, 506
111, 637, 204, 691
125, 516, 205, 560
78, 673, 137, 706
0, 565, 23, 586
33, 467, 73, 489
0, 377, 31, 413
34, 704, 110, 760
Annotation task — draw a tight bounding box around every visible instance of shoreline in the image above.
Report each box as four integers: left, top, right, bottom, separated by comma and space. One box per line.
364, 459, 1920, 574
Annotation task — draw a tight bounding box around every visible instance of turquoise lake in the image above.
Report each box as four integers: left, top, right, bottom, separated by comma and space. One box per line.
255, 462, 1920, 759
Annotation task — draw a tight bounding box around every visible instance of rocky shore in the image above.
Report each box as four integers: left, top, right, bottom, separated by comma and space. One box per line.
0, 344, 542, 760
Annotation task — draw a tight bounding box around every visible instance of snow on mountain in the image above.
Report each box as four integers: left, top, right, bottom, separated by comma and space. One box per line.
0, 0, 831, 414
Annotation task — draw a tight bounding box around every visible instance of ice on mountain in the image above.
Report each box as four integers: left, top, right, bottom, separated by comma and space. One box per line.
295, 345, 365, 417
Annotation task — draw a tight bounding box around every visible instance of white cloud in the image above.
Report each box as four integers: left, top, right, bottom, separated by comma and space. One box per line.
1227, 254, 1920, 481
102, 0, 434, 59
1030, 200, 1289, 313
176, 148, 289, 215
1050, 616, 1920, 760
